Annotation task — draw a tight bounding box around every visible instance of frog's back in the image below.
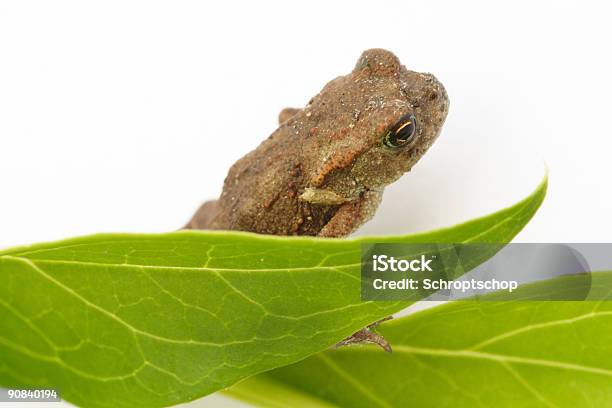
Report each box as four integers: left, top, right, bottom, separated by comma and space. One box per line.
192, 120, 336, 235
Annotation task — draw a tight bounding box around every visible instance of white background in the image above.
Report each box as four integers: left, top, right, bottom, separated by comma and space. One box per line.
1, 1, 611, 407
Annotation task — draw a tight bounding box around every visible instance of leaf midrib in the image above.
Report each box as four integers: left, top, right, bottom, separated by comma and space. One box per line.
2, 256, 250, 348
341, 343, 612, 378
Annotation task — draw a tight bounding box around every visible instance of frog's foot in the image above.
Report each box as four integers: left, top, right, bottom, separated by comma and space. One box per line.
278, 107, 301, 124
334, 316, 393, 353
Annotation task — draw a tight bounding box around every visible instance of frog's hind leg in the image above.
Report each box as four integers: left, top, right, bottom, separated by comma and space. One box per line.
278, 107, 301, 124
184, 200, 220, 229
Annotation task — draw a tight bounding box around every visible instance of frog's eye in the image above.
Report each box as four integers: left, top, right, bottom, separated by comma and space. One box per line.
383, 114, 417, 148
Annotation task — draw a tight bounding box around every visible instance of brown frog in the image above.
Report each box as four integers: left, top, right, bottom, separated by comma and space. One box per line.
186, 49, 449, 352
186, 48, 449, 237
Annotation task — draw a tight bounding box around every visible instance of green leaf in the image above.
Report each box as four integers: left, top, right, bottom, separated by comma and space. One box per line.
0, 177, 546, 407
228, 269, 612, 408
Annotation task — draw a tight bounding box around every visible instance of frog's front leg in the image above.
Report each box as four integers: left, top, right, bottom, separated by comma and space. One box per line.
278, 107, 301, 124
311, 190, 392, 352
316, 190, 382, 237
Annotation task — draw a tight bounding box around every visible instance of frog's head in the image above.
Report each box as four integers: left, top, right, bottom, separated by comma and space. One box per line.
347, 49, 449, 193
300, 49, 449, 200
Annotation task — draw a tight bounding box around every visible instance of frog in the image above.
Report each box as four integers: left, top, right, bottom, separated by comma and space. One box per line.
185, 48, 449, 238
185, 49, 449, 352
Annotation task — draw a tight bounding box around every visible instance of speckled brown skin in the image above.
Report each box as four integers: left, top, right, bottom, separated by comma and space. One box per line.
186, 49, 449, 237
